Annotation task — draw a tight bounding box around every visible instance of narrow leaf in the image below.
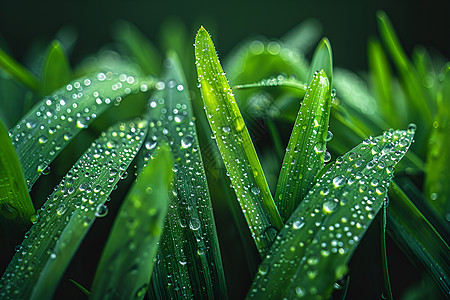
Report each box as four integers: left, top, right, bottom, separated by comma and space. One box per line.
248, 126, 415, 299
308, 38, 333, 86
0, 119, 148, 299
0, 118, 34, 225
368, 38, 400, 128
388, 181, 450, 296
0, 48, 39, 92
377, 10, 432, 154
9, 71, 152, 190
424, 63, 450, 219
281, 18, 322, 54
195, 26, 283, 256
112, 21, 162, 75
275, 70, 331, 221
90, 145, 173, 300
144, 52, 228, 299
41, 40, 71, 96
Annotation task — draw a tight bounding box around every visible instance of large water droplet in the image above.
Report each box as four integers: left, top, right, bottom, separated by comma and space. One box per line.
181, 135, 194, 148
332, 175, 346, 188
323, 198, 339, 213
95, 204, 108, 217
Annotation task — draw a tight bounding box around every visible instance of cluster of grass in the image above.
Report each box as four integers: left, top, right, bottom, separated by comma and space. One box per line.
0, 11, 448, 299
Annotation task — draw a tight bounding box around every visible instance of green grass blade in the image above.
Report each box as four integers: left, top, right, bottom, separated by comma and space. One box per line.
308, 38, 333, 86
281, 18, 322, 54
388, 181, 450, 296
0, 119, 148, 300
368, 38, 401, 128
90, 145, 173, 300
275, 70, 331, 221
9, 71, 152, 190
377, 10, 433, 155
144, 52, 227, 298
247, 126, 415, 299
41, 40, 71, 96
0, 118, 34, 225
112, 21, 162, 75
0, 48, 39, 92
381, 199, 393, 300
195, 26, 283, 256
424, 63, 450, 219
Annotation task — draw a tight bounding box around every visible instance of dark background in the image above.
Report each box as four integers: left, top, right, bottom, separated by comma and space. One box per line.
0, 0, 448, 72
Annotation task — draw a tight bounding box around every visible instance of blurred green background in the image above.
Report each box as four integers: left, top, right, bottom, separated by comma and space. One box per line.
0, 0, 448, 72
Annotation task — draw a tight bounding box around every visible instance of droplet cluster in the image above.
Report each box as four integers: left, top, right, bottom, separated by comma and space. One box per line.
142, 55, 226, 298
9, 71, 149, 190
247, 126, 415, 299
276, 70, 331, 221
195, 28, 282, 256
0, 119, 147, 299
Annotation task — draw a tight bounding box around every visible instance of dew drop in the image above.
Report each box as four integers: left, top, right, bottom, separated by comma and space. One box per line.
258, 263, 269, 275
292, 218, 305, 229
56, 204, 67, 216
38, 135, 48, 144
323, 199, 339, 213
326, 131, 334, 141
181, 135, 194, 148
189, 218, 201, 230
95, 204, 108, 217
251, 187, 260, 195
324, 151, 332, 163
314, 142, 325, 154
332, 175, 346, 188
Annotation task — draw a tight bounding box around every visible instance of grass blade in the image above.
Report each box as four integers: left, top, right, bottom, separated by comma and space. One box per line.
0, 118, 34, 225
380, 199, 393, 300
41, 40, 71, 96
112, 21, 162, 75
0, 48, 39, 92
368, 38, 402, 128
195, 26, 283, 256
275, 70, 331, 221
144, 52, 227, 298
377, 10, 433, 156
0, 119, 148, 299
9, 71, 152, 190
387, 181, 450, 296
308, 38, 333, 86
247, 126, 415, 299
424, 63, 450, 219
281, 18, 322, 54
90, 145, 173, 300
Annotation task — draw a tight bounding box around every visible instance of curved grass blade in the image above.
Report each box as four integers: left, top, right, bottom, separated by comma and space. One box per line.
143, 52, 227, 299
9, 70, 152, 190
247, 126, 415, 299
0, 119, 148, 300
307, 37, 333, 86
275, 70, 331, 222
0, 48, 39, 92
368, 38, 402, 128
424, 63, 450, 219
377, 10, 432, 156
90, 145, 173, 300
380, 199, 393, 300
281, 18, 322, 54
41, 40, 71, 96
195, 26, 283, 256
387, 181, 450, 296
0, 118, 34, 225
112, 20, 162, 75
